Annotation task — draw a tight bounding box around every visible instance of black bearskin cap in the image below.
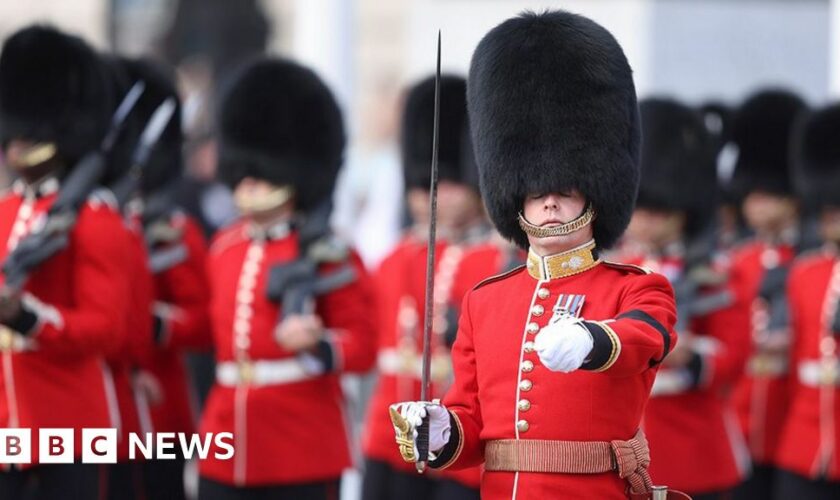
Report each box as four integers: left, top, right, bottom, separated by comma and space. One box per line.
468, 10, 640, 249
119, 57, 183, 194
729, 89, 806, 199
217, 57, 345, 212
401, 75, 477, 191
792, 103, 840, 209
637, 98, 718, 238
0, 25, 113, 164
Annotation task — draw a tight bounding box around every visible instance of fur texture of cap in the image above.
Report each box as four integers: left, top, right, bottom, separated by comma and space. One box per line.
729, 89, 806, 198
217, 57, 345, 212
792, 103, 840, 209
637, 98, 718, 237
468, 10, 640, 249
401, 75, 477, 191
120, 57, 183, 193
0, 25, 114, 164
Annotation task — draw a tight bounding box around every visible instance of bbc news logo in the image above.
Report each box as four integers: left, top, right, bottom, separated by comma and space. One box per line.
0, 429, 234, 464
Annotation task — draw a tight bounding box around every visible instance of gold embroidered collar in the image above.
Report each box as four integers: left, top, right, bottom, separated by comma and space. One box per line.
526, 240, 600, 280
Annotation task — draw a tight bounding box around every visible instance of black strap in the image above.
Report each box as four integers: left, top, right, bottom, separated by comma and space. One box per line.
617, 309, 671, 366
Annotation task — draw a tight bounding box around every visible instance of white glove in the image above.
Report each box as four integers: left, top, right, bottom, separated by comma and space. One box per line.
534, 318, 594, 372
389, 401, 451, 462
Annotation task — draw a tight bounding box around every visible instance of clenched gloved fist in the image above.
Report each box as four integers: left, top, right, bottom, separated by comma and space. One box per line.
534, 317, 594, 372
388, 400, 451, 463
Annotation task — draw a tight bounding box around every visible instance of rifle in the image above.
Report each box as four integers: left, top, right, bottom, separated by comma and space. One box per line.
106, 97, 186, 276
109, 97, 177, 211
264, 200, 357, 318
1, 82, 145, 294
671, 224, 733, 333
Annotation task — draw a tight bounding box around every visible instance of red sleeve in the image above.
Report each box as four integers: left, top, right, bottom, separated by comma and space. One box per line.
155, 218, 212, 351
118, 229, 154, 364
690, 268, 752, 391
434, 290, 485, 470
24, 204, 130, 355
315, 251, 377, 373
580, 271, 679, 376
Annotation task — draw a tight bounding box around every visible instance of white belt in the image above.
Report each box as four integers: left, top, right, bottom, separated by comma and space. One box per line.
377, 348, 451, 382
798, 359, 840, 388
747, 353, 788, 377
215, 358, 317, 387
650, 368, 692, 396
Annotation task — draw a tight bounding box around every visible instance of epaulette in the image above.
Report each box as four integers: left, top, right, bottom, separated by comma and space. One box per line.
602, 260, 652, 275
209, 222, 247, 255
473, 265, 525, 291
87, 188, 118, 210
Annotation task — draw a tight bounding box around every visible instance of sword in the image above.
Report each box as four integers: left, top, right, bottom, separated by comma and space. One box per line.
417, 30, 441, 474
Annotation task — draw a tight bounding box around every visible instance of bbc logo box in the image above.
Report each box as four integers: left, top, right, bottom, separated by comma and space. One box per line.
0, 429, 233, 464
0, 429, 117, 464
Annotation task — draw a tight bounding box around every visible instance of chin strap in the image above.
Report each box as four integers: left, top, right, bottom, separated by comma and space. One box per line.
518, 204, 595, 239
234, 185, 295, 215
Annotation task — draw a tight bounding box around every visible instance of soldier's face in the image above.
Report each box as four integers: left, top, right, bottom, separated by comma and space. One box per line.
742, 191, 798, 234
522, 190, 592, 254
407, 182, 483, 232
820, 207, 840, 243
626, 208, 685, 250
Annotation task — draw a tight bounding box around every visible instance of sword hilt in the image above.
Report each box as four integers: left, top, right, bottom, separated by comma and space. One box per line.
416, 413, 429, 473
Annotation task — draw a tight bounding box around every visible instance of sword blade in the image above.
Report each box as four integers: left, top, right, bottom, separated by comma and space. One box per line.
417, 30, 441, 473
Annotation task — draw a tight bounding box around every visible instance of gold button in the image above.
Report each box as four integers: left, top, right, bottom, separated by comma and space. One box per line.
247, 244, 264, 259
526, 322, 539, 334
234, 335, 251, 350
519, 379, 533, 392
531, 305, 544, 317
516, 419, 530, 432
821, 337, 837, 356
0, 328, 13, 351
537, 288, 550, 300
518, 399, 531, 412
523, 341, 535, 353
521, 360, 534, 373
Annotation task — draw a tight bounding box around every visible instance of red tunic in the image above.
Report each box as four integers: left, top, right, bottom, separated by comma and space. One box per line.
199, 220, 376, 486
363, 237, 512, 489
776, 249, 840, 480
729, 241, 797, 466
0, 182, 131, 467
140, 212, 211, 436
108, 219, 154, 460
631, 254, 752, 494
433, 246, 677, 500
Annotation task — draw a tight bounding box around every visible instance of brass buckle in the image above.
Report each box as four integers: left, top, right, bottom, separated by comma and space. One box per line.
238, 359, 255, 385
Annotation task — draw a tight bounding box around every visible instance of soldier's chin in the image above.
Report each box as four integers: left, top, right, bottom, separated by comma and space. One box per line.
527, 231, 577, 253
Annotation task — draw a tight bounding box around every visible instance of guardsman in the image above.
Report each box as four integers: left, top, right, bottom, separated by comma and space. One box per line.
0, 25, 131, 499
725, 90, 808, 499
621, 98, 752, 499
197, 57, 375, 499
117, 57, 213, 500
361, 75, 484, 500
775, 103, 840, 499
389, 11, 680, 499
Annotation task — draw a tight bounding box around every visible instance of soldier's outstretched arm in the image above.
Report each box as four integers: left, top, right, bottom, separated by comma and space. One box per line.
576, 270, 678, 376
